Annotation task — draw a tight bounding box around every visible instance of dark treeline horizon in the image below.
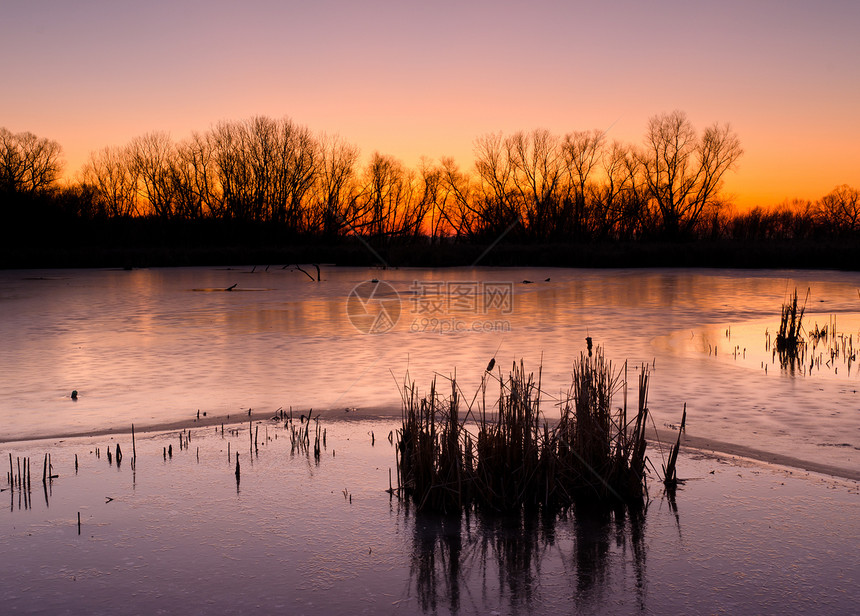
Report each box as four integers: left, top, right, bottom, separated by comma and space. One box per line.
2, 113, 859, 267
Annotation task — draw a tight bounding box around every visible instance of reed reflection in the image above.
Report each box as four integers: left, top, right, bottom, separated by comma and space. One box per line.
566, 503, 647, 612
409, 507, 464, 613
406, 502, 648, 614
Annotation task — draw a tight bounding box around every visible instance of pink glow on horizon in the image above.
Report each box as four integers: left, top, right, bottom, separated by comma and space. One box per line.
2, 1, 858, 209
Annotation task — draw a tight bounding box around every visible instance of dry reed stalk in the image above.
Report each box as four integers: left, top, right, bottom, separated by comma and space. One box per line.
662, 404, 685, 488
314, 423, 322, 460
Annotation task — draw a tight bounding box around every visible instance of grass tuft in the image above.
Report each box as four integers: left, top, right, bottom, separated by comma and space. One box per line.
396, 347, 653, 514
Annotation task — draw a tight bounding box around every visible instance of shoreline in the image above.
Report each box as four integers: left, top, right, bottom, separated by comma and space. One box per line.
3, 409, 857, 484
0, 407, 394, 445
4, 236, 860, 271
647, 427, 860, 483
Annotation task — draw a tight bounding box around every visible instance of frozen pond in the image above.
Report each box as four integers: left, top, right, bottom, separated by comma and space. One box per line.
2, 266, 859, 614
1, 419, 857, 615
1, 266, 859, 477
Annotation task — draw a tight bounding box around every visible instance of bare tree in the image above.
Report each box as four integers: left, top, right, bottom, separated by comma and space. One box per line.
562, 129, 604, 236
620, 147, 654, 237
438, 157, 476, 238
210, 120, 251, 220
473, 132, 520, 235
80, 145, 138, 218
509, 129, 563, 238
206, 116, 318, 227
310, 134, 360, 236
358, 152, 426, 239
817, 184, 860, 234
0, 127, 63, 196
639, 110, 743, 237
172, 133, 217, 220
274, 119, 317, 231
242, 116, 278, 222
129, 132, 178, 218
417, 158, 446, 242
585, 140, 636, 238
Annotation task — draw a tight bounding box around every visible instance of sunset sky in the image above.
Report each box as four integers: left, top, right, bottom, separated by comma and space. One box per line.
2, 0, 858, 208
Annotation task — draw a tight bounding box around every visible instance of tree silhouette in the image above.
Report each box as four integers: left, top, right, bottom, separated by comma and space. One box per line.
562, 129, 604, 237
7, 112, 817, 252
0, 127, 63, 197
638, 110, 743, 237
510, 129, 564, 239
817, 184, 860, 234
80, 145, 139, 218
310, 134, 360, 237
473, 132, 522, 237
129, 132, 178, 219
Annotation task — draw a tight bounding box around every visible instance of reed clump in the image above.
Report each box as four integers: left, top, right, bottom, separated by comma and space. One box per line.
288, 410, 322, 458
396, 348, 651, 514
765, 294, 859, 376
775, 289, 807, 365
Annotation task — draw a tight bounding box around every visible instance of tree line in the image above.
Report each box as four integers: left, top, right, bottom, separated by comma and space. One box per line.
2, 113, 859, 243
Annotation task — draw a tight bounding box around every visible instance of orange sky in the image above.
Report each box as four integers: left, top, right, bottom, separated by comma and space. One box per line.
2, 1, 858, 209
